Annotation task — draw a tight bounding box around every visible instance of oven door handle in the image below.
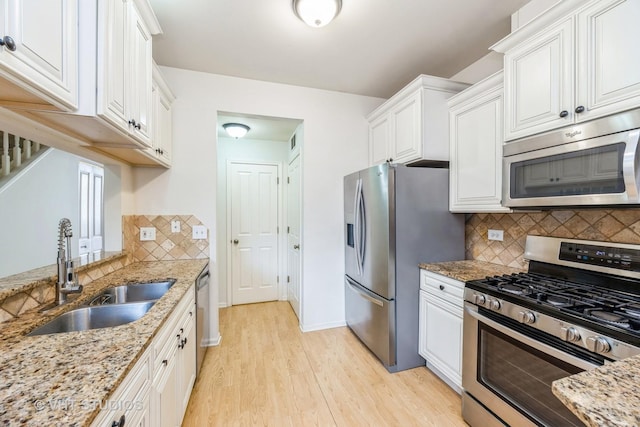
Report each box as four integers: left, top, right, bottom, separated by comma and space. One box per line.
465, 304, 600, 371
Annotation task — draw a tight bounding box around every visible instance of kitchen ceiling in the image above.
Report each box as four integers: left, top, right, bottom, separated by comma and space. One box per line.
149, 0, 530, 99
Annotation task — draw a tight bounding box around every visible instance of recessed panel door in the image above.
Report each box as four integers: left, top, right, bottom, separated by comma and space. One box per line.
287, 155, 301, 319
230, 162, 279, 305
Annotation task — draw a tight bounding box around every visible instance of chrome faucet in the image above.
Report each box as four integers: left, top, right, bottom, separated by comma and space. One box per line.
56, 218, 83, 305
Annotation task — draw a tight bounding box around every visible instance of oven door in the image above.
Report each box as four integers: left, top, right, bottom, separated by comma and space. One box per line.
462, 303, 603, 427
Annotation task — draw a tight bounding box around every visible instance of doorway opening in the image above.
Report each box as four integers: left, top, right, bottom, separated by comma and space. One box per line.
216, 112, 303, 321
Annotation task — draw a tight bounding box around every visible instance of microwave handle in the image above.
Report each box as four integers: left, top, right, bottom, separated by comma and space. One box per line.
622, 129, 640, 200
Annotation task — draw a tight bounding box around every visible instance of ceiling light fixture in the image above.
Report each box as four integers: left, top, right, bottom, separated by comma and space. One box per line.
222, 123, 251, 139
293, 0, 342, 28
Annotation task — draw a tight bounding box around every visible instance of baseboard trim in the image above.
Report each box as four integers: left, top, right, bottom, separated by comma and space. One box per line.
299, 320, 346, 333
218, 302, 228, 308
202, 333, 222, 347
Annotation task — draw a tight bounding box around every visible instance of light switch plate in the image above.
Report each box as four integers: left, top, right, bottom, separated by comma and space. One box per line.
488, 229, 504, 241
140, 227, 156, 241
192, 225, 207, 240
171, 220, 181, 233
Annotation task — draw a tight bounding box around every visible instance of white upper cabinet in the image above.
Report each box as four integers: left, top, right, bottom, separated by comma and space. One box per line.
367, 75, 469, 166
494, 0, 640, 141
503, 17, 574, 140
145, 62, 174, 166
448, 71, 510, 213
0, 0, 78, 110
98, 0, 153, 147
576, 0, 640, 122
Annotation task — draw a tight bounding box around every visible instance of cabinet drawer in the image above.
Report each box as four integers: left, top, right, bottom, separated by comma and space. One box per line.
153, 289, 195, 371
420, 270, 464, 307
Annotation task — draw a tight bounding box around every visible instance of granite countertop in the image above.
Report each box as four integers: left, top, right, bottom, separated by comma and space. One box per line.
0, 258, 209, 426
419, 259, 525, 282
552, 356, 640, 426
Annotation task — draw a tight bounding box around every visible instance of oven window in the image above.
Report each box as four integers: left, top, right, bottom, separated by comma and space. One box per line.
510, 143, 625, 199
478, 323, 585, 426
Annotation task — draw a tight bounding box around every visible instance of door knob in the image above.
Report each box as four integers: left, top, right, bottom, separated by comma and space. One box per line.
232, 239, 239, 244
0, 36, 16, 51
293, 244, 300, 249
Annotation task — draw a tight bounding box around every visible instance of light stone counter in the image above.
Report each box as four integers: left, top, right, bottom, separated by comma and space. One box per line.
552, 356, 640, 427
419, 259, 525, 282
0, 259, 209, 426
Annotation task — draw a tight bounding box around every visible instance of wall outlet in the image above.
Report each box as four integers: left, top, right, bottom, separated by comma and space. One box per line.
140, 227, 156, 241
488, 229, 504, 241
171, 220, 181, 233
192, 225, 207, 240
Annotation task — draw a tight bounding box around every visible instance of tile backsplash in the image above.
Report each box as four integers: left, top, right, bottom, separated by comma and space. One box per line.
123, 215, 209, 262
466, 209, 640, 269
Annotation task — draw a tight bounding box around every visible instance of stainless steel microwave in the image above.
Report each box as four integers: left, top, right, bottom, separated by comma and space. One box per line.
503, 109, 640, 208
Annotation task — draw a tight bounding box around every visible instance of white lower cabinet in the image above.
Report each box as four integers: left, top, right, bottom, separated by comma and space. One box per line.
91, 286, 196, 427
151, 285, 196, 427
90, 347, 151, 427
419, 270, 463, 393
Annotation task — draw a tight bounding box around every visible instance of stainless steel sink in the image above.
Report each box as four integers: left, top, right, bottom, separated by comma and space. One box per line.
28, 301, 155, 336
88, 280, 175, 305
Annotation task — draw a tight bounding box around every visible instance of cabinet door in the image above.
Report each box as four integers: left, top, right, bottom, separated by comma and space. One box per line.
424, 294, 463, 392
157, 88, 173, 164
178, 310, 196, 421
391, 91, 421, 163
450, 87, 509, 212
1, 0, 77, 110
156, 350, 179, 427
576, 0, 640, 122
504, 17, 574, 141
369, 114, 390, 165
129, 1, 152, 147
98, 0, 129, 131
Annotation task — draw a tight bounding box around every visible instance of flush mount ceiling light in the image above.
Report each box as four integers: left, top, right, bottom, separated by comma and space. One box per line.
222, 123, 250, 139
293, 0, 342, 28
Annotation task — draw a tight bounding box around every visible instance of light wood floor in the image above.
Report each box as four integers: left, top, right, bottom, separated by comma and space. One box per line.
182, 301, 467, 426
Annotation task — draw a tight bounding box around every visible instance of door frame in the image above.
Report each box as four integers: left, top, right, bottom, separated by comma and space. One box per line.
225, 159, 285, 306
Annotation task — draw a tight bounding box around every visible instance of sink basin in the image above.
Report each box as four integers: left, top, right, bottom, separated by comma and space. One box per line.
28, 301, 155, 336
88, 280, 175, 305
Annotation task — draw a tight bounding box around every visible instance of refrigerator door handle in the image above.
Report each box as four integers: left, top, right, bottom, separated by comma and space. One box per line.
358, 183, 366, 271
346, 277, 384, 307
354, 178, 363, 276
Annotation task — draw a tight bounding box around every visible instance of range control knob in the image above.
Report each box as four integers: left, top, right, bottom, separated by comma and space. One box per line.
586, 336, 611, 354
517, 311, 536, 324
488, 299, 501, 310
560, 326, 581, 342
474, 294, 486, 305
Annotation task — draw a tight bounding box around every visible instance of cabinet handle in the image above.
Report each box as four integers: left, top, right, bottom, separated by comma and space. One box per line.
180, 328, 184, 334
575, 105, 585, 114
439, 285, 445, 291
293, 244, 300, 249
387, 158, 393, 163
128, 119, 137, 127
0, 35, 16, 52
111, 414, 125, 427
135, 123, 141, 130
162, 359, 168, 366
559, 110, 568, 118
189, 311, 193, 317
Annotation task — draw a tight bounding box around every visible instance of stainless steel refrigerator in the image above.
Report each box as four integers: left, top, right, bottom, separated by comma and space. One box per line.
344, 162, 464, 372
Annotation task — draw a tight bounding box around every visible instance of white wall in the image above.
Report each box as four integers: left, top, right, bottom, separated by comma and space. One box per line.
0, 148, 123, 277
450, 52, 504, 84
131, 67, 385, 336
216, 136, 289, 305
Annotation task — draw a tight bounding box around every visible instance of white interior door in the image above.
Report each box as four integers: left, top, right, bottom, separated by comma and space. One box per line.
229, 162, 279, 305
287, 155, 301, 319
78, 162, 104, 262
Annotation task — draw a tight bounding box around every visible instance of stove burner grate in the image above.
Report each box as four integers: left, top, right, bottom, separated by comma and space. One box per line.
585, 310, 631, 329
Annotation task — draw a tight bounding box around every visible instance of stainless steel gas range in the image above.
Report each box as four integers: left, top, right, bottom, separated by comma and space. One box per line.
462, 235, 640, 427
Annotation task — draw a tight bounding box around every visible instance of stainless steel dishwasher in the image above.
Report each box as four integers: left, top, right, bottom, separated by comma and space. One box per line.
195, 263, 210, 377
